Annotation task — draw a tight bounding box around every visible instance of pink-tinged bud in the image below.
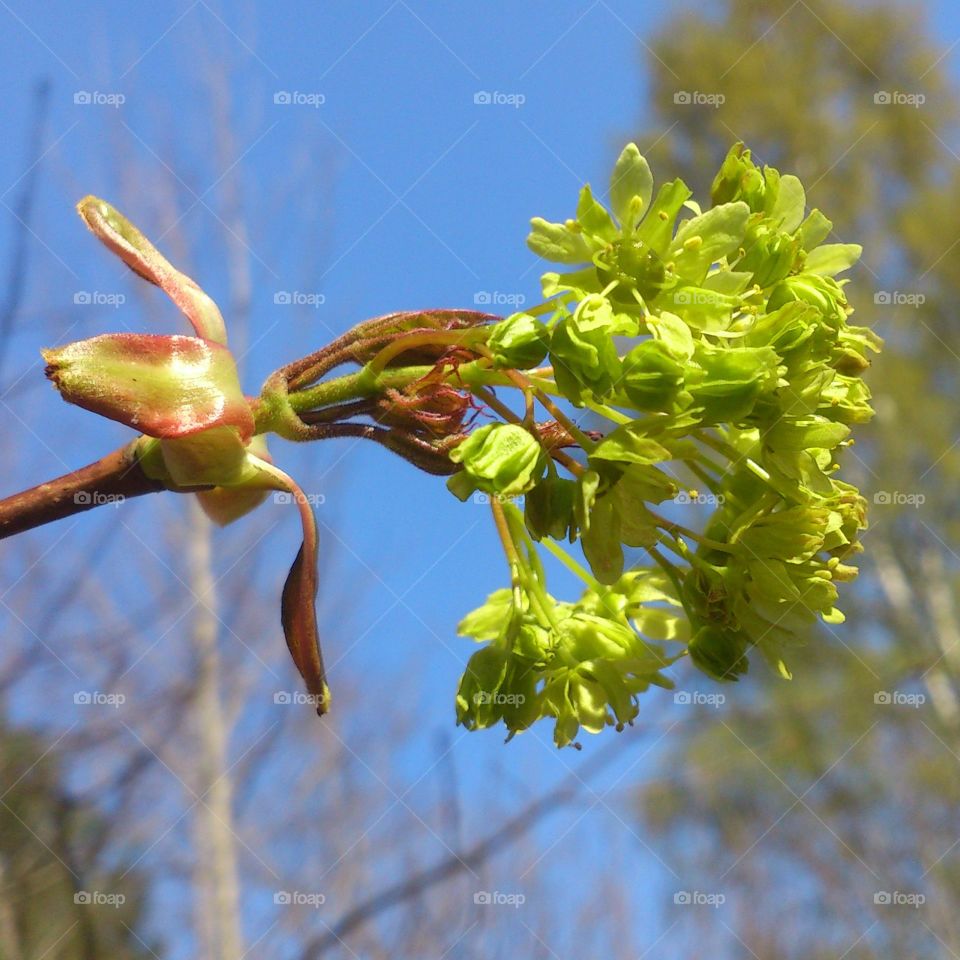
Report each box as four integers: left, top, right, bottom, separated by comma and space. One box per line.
76, 196, 228, 345
43, 334, 254, 443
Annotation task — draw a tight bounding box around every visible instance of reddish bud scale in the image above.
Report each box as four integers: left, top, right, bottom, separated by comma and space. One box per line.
43, 333, 254, 442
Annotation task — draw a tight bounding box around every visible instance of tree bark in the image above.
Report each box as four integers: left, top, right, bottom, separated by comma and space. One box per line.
0, 443, 167, 540
188, 501, 245, 960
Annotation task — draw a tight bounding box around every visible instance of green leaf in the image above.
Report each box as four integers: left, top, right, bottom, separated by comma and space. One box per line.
666, 286, 740, 333
620, 339, 685, 411
575, 470, 601, 533
43, 333, 253, 445
456, 645, 510, 728
798, 209, 833, 250
615, 463, 678, 506
636, 178, 693, 253
689, 344, 780, 422
632, 606, 689, 642
527, 217, 592, 264
576, 184, 618, 241
540, 267, 600, 299
159, 426, 253, 487
581, 495, 624, 585
764, 416, 851, 451
549, 295, 636, 405
702, 269, 754, 296
446, 470, 478, 502
670, 201, 750, 283
804, 243, 862, 276
771, 174, 806, 232
590, 423, 672, 467
688, 625, 749, 681
737, 506, 828, 561
458, 589, 514, 642
610, 479, 659, 547
649, 311, 694, 359
77, 196, 229, 345
609, 143, 654, 230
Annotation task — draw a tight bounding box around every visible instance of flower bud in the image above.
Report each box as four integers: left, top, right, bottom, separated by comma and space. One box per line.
486, 312, 550, 369
737, 221, 802, 288
43, 333, 253, 442
688, 625, 749, 681
688, 344, 779, 423
767, 273, 846, 316
620, 340, 685, 411
524, 475, 577, 542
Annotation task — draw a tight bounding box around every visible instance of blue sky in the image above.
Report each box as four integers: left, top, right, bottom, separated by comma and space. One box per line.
2, 1, 960, 955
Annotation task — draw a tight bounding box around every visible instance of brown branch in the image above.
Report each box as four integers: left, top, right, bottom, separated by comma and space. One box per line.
299, 738, 626, 958
0, 442, 167, 539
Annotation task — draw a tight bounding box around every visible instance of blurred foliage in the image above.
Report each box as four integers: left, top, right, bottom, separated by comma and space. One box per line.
0, 722, 156, 959
634, 0, 960, 956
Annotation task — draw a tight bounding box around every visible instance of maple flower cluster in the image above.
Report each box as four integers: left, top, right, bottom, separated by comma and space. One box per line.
452, 143, 879, 746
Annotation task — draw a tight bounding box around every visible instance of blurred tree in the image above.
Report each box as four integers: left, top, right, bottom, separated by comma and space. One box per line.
0, 43, 660, 960
633, 0, 960, 956
0, 722, 157, 959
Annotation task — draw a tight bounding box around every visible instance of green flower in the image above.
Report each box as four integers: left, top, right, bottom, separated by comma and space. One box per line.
548, 294, 638, 405
448, 423, 543, 498
454, 569, 678, 747
529, 142, 750, 306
